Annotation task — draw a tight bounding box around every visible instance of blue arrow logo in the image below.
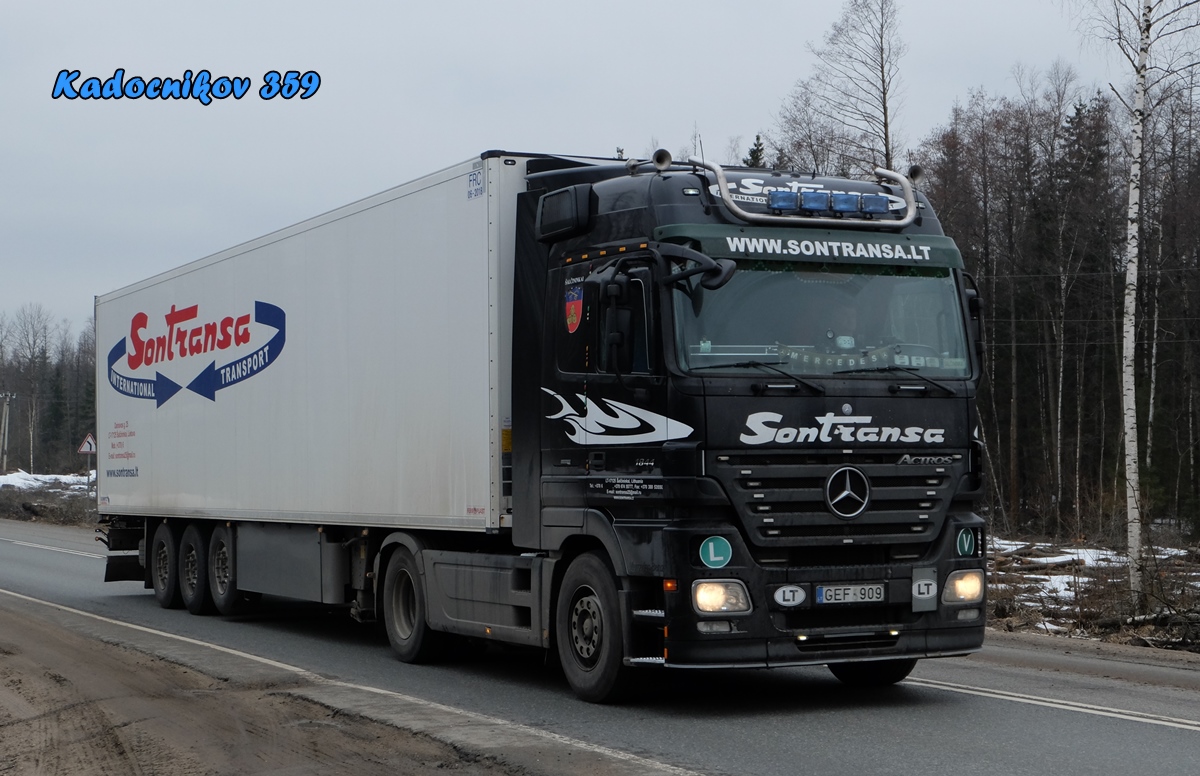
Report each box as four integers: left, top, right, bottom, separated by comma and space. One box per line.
187, 301, 286, 401
107, 339, 183, 407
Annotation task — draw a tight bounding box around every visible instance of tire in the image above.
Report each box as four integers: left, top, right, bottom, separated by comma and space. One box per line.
382, 548, 442, 663
179, 523, 215, 615
555, 552, 629, 703
149, 522, 182, 609
828, 658, 917, 687
207, 523, 242, 616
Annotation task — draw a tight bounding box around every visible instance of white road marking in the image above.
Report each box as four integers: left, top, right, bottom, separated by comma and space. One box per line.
0, 587, 702, 776
0, 537, 104, 559
906, 677, 1200, 732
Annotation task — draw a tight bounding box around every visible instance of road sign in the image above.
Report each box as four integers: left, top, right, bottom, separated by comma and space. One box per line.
78, 434, 97, 454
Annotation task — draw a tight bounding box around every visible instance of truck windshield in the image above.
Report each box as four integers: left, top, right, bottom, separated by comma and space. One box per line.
673, 261, 970, 378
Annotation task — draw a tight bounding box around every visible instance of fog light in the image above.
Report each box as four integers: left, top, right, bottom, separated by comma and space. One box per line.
957, 608, 980, 621
692, 580, 752, 613
942, 570, 984, 604
697, 620, 733, 634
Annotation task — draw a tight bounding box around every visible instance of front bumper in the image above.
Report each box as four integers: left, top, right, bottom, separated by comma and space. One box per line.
648, 512, 986, 668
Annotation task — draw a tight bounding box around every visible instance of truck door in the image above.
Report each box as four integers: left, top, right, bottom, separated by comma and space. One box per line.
541, 260, 672, 519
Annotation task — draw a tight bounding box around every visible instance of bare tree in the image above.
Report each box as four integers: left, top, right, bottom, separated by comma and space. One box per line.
12, 303, 54, 472
773, 0, 906, 173
1076, 0, 1200, 609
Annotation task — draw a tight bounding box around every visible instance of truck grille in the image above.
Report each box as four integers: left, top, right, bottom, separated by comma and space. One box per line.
710, 449, 964, 549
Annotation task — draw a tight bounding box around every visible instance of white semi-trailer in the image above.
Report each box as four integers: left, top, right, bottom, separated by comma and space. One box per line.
97, 150, 987, 701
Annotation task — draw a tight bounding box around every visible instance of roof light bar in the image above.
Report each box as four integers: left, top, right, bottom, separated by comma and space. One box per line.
686, 156, 918, 229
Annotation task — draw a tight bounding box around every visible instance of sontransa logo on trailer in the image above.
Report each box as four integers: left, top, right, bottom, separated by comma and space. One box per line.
106, 301, 286, 407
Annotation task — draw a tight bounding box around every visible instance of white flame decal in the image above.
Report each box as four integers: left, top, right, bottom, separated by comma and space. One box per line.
542, 388, 694, 445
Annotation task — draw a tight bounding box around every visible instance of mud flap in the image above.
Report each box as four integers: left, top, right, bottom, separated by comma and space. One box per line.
104, 555, 145, 583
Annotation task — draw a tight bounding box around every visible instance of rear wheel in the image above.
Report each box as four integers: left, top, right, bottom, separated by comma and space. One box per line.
382, 548, 442, 662
149, 522, 182, 609
555, 552, 629, 703
828, 658, 917, 687
207, 523, 242, 616
179, 523, 215, 615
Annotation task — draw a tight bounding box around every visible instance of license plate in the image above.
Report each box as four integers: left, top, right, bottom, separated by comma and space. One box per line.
816, 583, 885, 605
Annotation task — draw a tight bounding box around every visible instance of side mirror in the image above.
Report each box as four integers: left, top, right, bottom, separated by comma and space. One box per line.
701, 259, 737, 290
964, 287, 984, 357
660, 247, 737, 291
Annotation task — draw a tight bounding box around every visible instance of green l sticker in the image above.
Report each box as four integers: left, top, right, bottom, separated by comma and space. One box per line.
700, 536, 732, 569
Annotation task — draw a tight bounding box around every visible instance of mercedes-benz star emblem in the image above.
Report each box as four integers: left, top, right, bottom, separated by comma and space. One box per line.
825, 466, 870, 519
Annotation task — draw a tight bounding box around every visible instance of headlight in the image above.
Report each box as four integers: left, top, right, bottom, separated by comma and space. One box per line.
942, 570, 985, 604
692, 580, 752, 614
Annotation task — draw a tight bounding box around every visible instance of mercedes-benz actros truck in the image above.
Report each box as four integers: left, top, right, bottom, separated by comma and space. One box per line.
96, 149, 986, 702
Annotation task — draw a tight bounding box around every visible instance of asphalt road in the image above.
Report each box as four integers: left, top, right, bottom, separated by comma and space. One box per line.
3, 517, 1199, 776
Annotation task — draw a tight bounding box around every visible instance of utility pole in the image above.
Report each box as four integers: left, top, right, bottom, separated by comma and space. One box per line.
0, 393, 14, 474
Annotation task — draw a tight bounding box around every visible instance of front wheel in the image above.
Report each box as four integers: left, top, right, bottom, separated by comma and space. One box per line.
828, 658, 917, 687
555, 552, 629, 703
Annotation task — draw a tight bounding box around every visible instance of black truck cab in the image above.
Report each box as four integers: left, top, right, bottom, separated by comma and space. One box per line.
513, 152, 986, 698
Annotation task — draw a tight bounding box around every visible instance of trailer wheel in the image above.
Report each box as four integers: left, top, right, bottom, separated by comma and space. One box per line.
179, 523, 215, 615
555, 552, 628, 703
828, 658, 917, 687
149, 522, 183, 609
208, 524, 242, 616
382, 548, 442, 663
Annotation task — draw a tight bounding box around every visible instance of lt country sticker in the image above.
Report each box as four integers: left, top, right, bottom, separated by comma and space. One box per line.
107, 300, 286, 407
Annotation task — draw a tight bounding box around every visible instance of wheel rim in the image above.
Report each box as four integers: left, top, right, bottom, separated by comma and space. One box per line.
569, 586, 603, 667
154, 541, 170, 592
392, 569, 416, 640
212, 542, 230, 596
182, 547, 198, 597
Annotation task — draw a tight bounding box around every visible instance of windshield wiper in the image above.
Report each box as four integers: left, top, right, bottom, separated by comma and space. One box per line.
833, 365, 957, 396
688, 360, 825, 395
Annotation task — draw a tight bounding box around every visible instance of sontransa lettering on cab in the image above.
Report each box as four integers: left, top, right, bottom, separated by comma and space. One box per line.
739, 411, 945, 445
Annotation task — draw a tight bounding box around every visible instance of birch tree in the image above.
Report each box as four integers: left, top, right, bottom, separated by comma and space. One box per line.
1077, 0, 1200, 609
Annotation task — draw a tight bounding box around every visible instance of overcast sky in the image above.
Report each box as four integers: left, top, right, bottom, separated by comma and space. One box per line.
2, 0, 1119, 335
